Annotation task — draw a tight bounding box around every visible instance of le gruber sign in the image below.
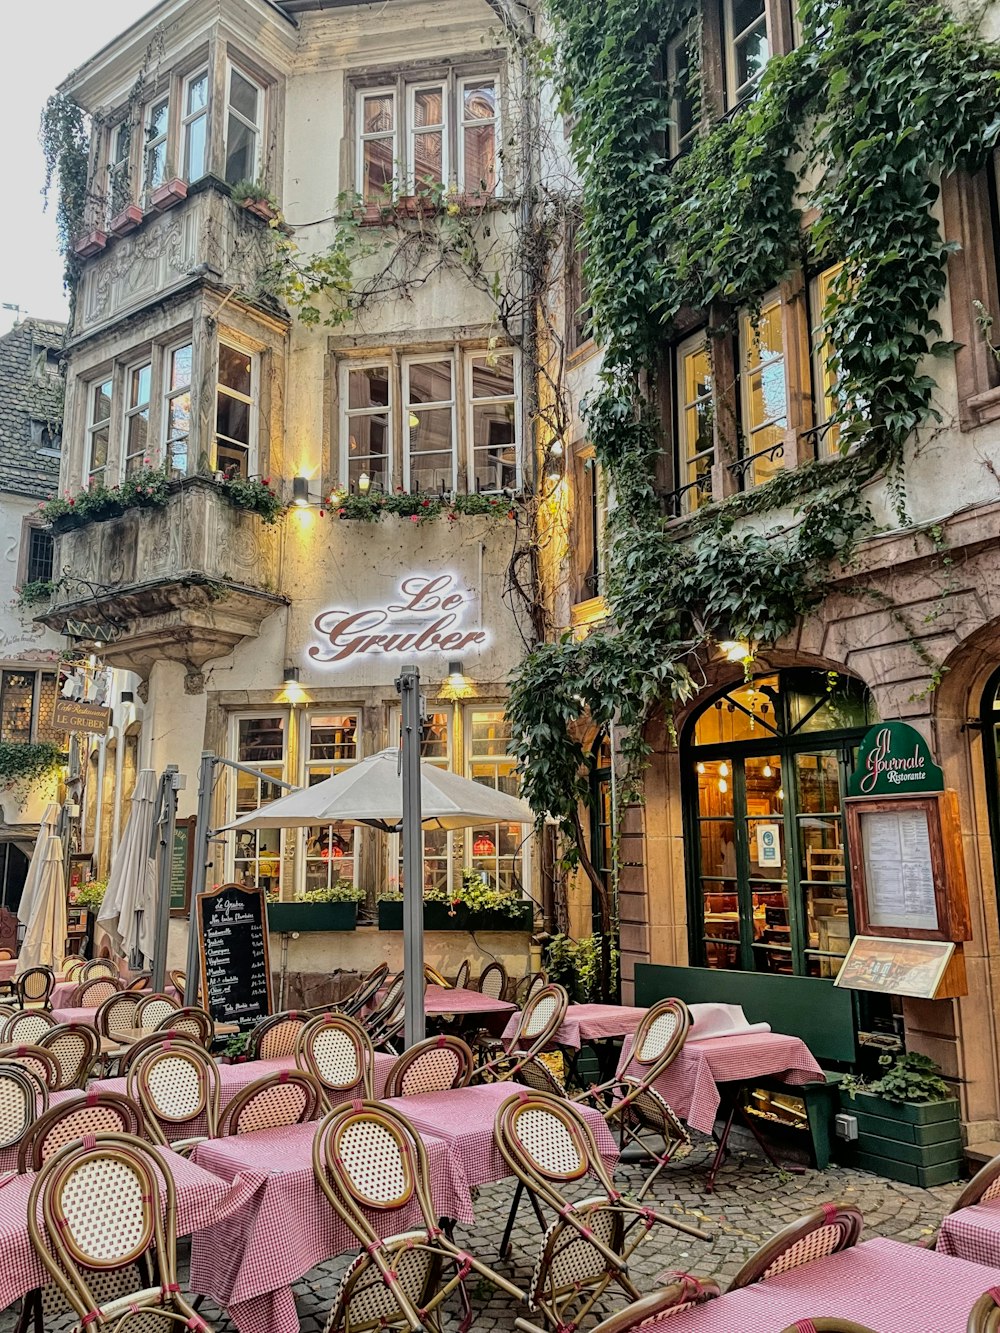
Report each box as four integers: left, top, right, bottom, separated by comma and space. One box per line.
309, 573, 489, 667
847, 722, 944, 798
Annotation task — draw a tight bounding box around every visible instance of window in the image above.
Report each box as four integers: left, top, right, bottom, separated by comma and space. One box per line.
459, 78, 499, 193
358, 89, 396, 203
405, 358, 456, 493
225, 65, 264, 185
143, 95, 170, 197
182, 69, 209, 182
123, 362, 151, 476
666, 28, 699, 158
811, 264, 843, 456
467, 353, 517, 493
0, 670, 60, 744
304, 714, 360, 889
574, 453, 606, 604
739, 294, 786, 488
391, 709, 453, 893
408, 84, 446, 191
232, 716, 285, 894
675, 332, 714, 513
85, 378, 112, 486
23, 527, 54, 585
107, 121, 132, 218
164, 342, 193, 475
467, 709, 523, 893
723, 0, 769, 106
343, 364, 391, 491
215, 341, 257, 477
567, 224, 593, 353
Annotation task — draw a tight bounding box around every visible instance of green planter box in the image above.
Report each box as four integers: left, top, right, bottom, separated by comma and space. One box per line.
378, 899, 533, 932
839, 1090, 962, 1186
267, 901, 358, 932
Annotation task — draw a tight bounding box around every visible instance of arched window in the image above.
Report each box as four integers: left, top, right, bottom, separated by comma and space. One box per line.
683, 669, 876, 978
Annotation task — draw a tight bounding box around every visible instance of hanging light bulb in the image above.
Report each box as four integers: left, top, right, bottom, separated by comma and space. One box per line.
719, 761, 729, 778
763, 762, 773, 778
777, 787, 784, 801
718, 778, 728, 794
696, 762, 705, 774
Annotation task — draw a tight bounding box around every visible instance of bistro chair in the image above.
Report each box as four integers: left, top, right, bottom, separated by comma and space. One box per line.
81, 958, 119, 981
727, 1204, 864, 1290
17, 1090, 144, 1172
135, 991, 180, 1030
778, 1323, 879, 1333
125, 972, 152, 992
156, 1004, 213, 1046
70, 976, 123, 1008
363, 970, 405, 1027
169, 968, 187, 993
296, 1012, 374, 1107
514, 1054, 569, 1099
61, 956, 85, 976
26, 1131, 214, 1331
247, 1009, 309, 1060
477, 960, 508, 1001
2, 1008, 55, 1045
384, 1035, 475, 1097
477, 983, 568, 1081
128, 1040, 220, 1154
587, 1278, 723, 1331
495, 1089, 710, 1329
968, 1290, 1000, 1333
424, 963, 452, 988
339, 962, 389, 1017
37, 1022, 99, 1090
0, 1043, 61, 1091
95, 989, 142, 1039
218, 1068, 323, 1136
947, 1149, 1000, 1215
117, 1030, 203, 1078
0, 1059, 46, 1153
512, 970, 548, 1007
366, 989, 410, 1054
16, 966, 54, 1010
0, 1002, 15, 1021
313, 1099, 524, 1333
453, 959, 471, 990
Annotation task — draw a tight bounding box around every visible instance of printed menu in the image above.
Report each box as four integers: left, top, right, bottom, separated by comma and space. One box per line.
859, 807, 939, 932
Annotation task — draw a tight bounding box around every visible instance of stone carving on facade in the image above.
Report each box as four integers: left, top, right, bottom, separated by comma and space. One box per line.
83, 215, 196, 326
183, 667, 205, 695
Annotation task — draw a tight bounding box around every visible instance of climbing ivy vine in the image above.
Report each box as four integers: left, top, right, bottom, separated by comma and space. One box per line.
508, 0, 1000, 857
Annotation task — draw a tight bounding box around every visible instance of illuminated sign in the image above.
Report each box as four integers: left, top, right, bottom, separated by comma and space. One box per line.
309, 573, 489, 666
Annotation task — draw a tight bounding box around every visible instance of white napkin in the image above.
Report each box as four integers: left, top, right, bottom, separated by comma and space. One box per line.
687, 1001, 771, 1041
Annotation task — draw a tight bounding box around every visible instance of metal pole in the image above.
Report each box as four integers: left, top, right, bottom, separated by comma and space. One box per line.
184, 752, 216, 1005
152, 766, 179, 993
397, 664, 424, 1047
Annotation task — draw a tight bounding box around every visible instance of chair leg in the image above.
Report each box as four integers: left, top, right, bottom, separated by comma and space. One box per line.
636, 1147, 673, 1201
706, 1093, 740, 1193
499, 1180, 523, 1259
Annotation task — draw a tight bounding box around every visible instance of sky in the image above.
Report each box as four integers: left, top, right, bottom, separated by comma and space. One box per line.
0, 0, 156, 333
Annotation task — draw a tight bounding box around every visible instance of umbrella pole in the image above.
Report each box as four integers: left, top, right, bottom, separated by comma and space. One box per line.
151, 766, 180, 993
397, 664, 425, 1048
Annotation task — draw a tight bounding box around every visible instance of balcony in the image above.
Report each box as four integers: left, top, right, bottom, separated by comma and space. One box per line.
38, 478, 285, 674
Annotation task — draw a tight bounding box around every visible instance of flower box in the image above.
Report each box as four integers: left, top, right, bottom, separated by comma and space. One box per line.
267, 900, 358, 932
839, 1087, 963, 1186
73, 230, 107, 258
109, 205, 143, 237
242, 197, 277, 222
149, 178, 188, 212
378, 899, 533, 932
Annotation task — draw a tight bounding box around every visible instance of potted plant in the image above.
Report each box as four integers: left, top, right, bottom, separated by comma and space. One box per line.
838, 1052, 963, 1186
266, 881, 363, 932
149, 177, 188, 212
231, 179, 281, 223
109, 203, 143, 237
220, 1031, 251, 1064
73, 229, 107, 258
377, 869, 534, 932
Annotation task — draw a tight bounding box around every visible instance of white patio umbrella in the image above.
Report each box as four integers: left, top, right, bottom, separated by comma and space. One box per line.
17, 802, 60, 930
16, 834, 67, 974
98, 768, 159, 966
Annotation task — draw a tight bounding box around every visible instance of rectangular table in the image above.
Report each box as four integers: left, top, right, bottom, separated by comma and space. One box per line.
501, 1003, 647, 1052
0, 1143, 232, 1316
938, 1197, 1000, 1265
188, 1116, 474, 1333
631, 1237, 1000, 1332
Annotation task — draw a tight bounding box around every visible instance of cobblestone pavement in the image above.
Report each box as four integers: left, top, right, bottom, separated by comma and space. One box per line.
2, 1134, 962, 1331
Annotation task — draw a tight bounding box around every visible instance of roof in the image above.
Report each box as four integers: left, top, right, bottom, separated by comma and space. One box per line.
0, 319, 66, 499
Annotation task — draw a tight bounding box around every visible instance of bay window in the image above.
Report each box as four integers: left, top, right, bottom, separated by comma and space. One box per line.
123, 362, 151, 475
163, 342, 193, 475
215, 341, 257, 477
675, 332, 714, 513
143, 95, 170, 198
723, 0, 770, 105
85, 378, 112, 486
739, 294, 787, 488
459, 78, 499, 192
409, 85, 447, 191
405, 357, 456, 493
811, 264, 843, 456
304, 714, 360, 889
182, 69, 209, 182
107, 121, 132, 220
224, 64, 264, 185
467, 353, 517, 493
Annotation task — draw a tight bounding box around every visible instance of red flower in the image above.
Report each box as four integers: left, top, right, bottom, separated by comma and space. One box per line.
410, 514, 420, 522
319, 508, 326, 517
68, 499, 75, 506
421, 499, 430, 508
262, 477, 271, 485
447, 512, 458, 522
338, 507, 346, 516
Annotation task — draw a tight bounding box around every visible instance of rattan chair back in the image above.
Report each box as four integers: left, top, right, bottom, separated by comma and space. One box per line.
156, 1004, 213, 1045
37, 1023, 99, 1090
134, 991, 180, 1030
777, 1322, 879, 1333
61, 956, 85, 977
17, 1090, 144, 1172
478, 961, 507, 1000
16, 966, 54, 1008
297, 1012, 374, 1103
247, 1009, 308, 1060
94, 990, 142, 1038
128, 1040, 220, 1146
0, 1042, 61, 1090
950, 1149, 1000, 1213
632, 998, 690, 1067
384, 1035, 474, 1097
81, 958, 119, 980
117, 1030, 202, 1078
124, 972, 152, 992
513, 970, 548, 1008
2, 1008, 55, 1045
0, 1003, 13, 1020
0, 1059, 45, 1148
967, 1290, 1000, 1333
218, 1068, 323, 1136
453, 959, 471, 990
70, 976, 123, 1008
513, 1053, 568, 1098
169, 968, 187, 993
728, 1204, 864, 1290
366, 989, 410, 1053
588, 1278, 723, 1331
339, 962, 389, 1017
26, 1131, 210, 1330
423, 963, 452, 988
367, 971, 405, 1024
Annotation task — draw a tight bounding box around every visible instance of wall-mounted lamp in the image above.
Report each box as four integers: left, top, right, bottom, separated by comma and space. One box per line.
718, 638, 752, 664
121, 690, 134, 704
283, 665, 300, 684
292, 476, 310, 507
447, 660, 466, 689
358, 472, 371, 494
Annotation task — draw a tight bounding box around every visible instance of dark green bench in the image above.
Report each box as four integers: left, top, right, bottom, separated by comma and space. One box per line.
634, 963, 857, 1169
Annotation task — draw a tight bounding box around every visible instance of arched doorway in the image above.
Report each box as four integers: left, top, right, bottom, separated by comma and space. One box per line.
682, 669, 876, 978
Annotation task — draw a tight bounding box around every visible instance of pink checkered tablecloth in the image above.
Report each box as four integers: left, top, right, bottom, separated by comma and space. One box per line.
189, 1116, 474, 1333
0, 960, 16, 982
90, 1051, 396, 1142
383, 1080, 620, 1188
938, 1198, 1000, 1265
0, 1142, 233, 1313
50, 1005, 100, 1025
424, 985, 516, 1016
501, 1003, 647, 1051
628, 1237, 1000, 1332
616, 1030, 823, 1136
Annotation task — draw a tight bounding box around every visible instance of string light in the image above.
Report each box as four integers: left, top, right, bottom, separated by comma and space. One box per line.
719, 761, 729, 778
718, 778, 728, 794
696, 761, 705, 774
763, 763, 772, 778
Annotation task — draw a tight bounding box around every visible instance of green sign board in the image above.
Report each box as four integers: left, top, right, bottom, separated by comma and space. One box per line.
848, 722, 944, 798
169, 817, 194, 915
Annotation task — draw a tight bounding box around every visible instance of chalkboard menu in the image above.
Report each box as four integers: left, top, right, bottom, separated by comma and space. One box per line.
196, 882, 273, 1029
170, 816, 195, 917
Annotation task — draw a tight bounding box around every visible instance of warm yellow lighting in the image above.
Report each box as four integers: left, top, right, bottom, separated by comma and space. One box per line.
777, 787, 784, 800
550, 440, 564, 458
718, 778, 728, 794
408, 412, 420, 429
719, 639, 751, 663
696, 761, 705, 774
283, 680, 306, 704
358, 472, 371, 494
719, 761, 729, 778
763, 763, 772, 778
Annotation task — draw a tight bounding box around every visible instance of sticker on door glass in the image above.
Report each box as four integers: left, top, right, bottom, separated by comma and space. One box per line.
755, 822, 782, 869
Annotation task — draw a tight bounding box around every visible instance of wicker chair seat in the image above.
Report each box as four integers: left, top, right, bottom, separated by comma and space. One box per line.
529, 1200, 623, 1309
325, 1230, 438, 1332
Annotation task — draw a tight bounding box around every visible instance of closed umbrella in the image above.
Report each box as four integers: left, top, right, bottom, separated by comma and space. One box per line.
98, 769, 158, 966
17, 802, 60, 929
16, 835, 67, 974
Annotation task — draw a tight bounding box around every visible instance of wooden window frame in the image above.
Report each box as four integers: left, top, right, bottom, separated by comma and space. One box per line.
465, 349, 520, 494
16, 519, 54, 590
942, 160, 1000, 430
